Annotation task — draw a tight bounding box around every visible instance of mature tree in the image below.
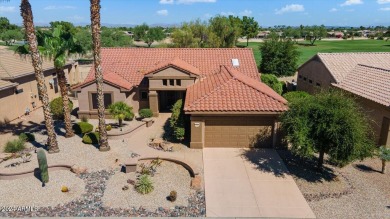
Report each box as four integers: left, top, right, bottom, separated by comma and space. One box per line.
260, 74, 283, 95
38, 25, 84, 137
108, 102, 134, 127
90, 0, 110, 151
281, 90, 375, 169
186, 19, 209, 47
101, 28, 132, 47
283, 26, 301, 42
305, 25, 327, 45
1, 29, 23, 45
19, 0, 59, 153
208, 15, 242, 48
142, 27, 165, 47
241, 16, 259, 46
133, 23, 149, 41
50, 21, 76, 35
74, 28, 92, 52
171, 27, 200, 48
260, 37, 299, 77
0, 16, 18, 32
283, 91, 310, 102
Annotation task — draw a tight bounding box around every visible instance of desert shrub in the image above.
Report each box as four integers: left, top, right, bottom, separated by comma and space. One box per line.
169, 99, 185, 141
169, 190, 177, 202
4, 138, 25, 153
50, 97, 73, 120
139, 108, 153, 118
80, 115, 89, 122
261, 74, 283, 95
73, 122, 93, 134
135, 174, 154, 194
82, 132, 100, 144
19, 132, 35, 142
283, 91, 311, 102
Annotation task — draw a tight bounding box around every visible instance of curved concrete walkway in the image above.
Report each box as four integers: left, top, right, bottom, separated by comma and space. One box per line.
203, 148, 315, 218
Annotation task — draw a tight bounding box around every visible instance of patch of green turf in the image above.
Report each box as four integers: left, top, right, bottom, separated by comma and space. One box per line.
237, 40, 390, 68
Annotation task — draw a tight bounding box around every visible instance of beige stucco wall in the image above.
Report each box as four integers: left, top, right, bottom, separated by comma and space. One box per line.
297, 57, 335, 94
0, 69, 60, 123
149, 67, 196, 91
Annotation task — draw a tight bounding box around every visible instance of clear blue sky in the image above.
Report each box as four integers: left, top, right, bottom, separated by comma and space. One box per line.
0, 0, 389, 27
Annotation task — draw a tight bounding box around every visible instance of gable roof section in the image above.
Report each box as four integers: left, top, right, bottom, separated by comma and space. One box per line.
332, 64, 390, 107
314, 52, 390, 83
144, 57, 201, 76
73, 71, 133, 90
184, 66, 287, 113
79, 48, 259, 89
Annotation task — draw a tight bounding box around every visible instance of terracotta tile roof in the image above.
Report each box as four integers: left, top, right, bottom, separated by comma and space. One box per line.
144, 57, 201, 76
80, 48, 259, 88
0, 48, 73, 79
184, 66, 287, 112
73, 71, 133, 90
0, 79, 18, 91
332, 64, 390, 107
316, 52, 390, 83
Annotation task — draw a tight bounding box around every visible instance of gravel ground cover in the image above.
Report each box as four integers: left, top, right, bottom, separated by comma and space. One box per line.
103, 161, 192, 210
0, 170, 206, 217
278, 150, 390, 219
0, 170, 85, 208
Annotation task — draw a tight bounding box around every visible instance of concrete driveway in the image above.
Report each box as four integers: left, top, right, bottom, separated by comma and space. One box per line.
203, 148, 315, 218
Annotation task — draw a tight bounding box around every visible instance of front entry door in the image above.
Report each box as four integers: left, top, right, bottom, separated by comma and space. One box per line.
159, 91, 185, 112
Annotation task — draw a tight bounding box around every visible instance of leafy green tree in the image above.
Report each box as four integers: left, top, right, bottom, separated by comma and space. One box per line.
133, 23, 149, 41
1, 29, 23, 45
281, 90, 375, 169
283, 91, 310, 102
241, 16, 259, 46
305, 25, 327, 45
171, 26, 200, 48
101, 29, 132, 47
260, 74, 283, 95
74, 28, 92, 52
143, 27, 165, 47
0, 17, 18, 32
108, 101, 134, 127
208, 15, 242, 48
260, 37, 299, 77
50, 21, 76, 35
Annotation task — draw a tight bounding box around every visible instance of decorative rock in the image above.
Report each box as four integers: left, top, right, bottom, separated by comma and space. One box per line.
122, 185, 129, 191
71, 165, 88, 175
160, 142, 173, 152
190, 175, 202, 191
150, 138, 164, 148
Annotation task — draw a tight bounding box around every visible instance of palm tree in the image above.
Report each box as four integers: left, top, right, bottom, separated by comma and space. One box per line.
39, 25, 84, 138
108, 102, 134, 127
20, 0, 59, 153
90, 0, 110, 151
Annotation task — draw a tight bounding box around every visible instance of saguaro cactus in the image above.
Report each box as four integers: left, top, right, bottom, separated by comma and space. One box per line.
37, 148, 49, 183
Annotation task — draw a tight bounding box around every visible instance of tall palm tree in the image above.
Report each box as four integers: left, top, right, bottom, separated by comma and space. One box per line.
90, 0, 110, 151
39, 25, 84, 138
20, 0, 59, 153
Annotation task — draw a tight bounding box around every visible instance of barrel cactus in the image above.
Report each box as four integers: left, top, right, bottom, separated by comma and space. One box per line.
37, 149, 49, 183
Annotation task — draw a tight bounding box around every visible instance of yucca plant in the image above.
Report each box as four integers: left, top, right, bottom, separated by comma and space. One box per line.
135, 174, 154, 194
108, 101, 134, 127
379, 146, 390, 174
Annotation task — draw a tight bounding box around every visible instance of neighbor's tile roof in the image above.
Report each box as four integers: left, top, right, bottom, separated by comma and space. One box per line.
78, 48, 259, 88
316, 52, 390, 83
332, 64, 390, 107
0, 48, 72, 79
0, 79, 18, 91
184, 66, 287, 112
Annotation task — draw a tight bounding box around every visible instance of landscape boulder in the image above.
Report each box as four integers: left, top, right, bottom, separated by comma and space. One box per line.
70, 165, 88, 174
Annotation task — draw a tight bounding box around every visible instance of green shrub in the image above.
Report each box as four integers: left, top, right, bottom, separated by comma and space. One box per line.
19, 132, 35, 142
80, 115, 89, 122
170, 99, 185, 141
73, 122, 93, 134
37, 148, 49, 183
135, 174, 154, 194
261, 74, 283, 95
108, 101, 134, 127
82, 132, 100, 144
283, 91, 311, 103
139, 108, 153, 118
49, 97, 73, 120
4, 138, 25, 153
95, 125, 112, 132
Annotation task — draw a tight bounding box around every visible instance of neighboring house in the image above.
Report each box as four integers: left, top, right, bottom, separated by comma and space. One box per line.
297, 52, 390, 146
0, 48, 80, 123
73, 48, 287, 148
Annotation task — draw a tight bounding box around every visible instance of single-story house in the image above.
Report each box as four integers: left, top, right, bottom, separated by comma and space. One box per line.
297, 52, 390, 146
0, 48, 80, 123
73, 48, 287, 148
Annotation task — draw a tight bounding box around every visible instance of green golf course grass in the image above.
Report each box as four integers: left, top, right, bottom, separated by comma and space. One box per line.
237, 39, 390, 67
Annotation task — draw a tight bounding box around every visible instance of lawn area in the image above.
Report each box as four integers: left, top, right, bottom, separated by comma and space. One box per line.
237, 40, 390, 67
